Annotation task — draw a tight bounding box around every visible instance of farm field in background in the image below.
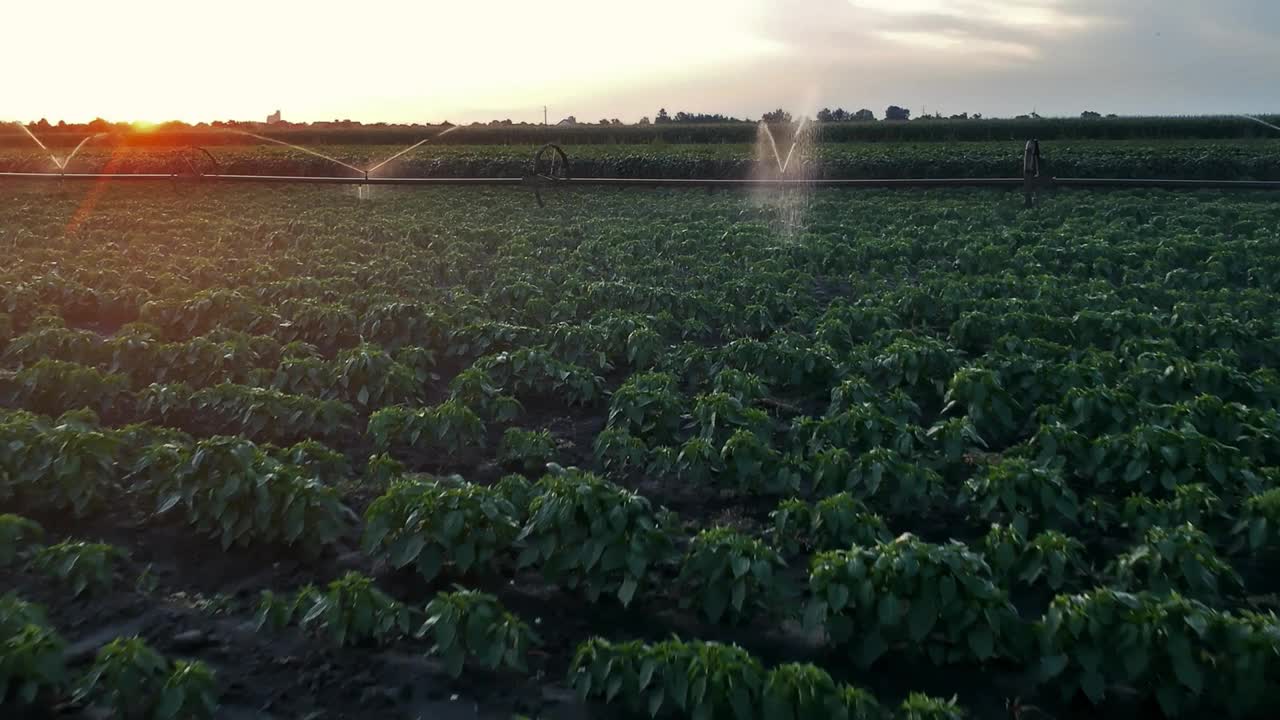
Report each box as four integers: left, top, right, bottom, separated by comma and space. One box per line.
4, 139, 1280, 180
3, 180, 1280, 719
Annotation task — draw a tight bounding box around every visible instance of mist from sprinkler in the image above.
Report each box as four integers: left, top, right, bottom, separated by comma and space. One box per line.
1240, 115, 1280, 133
9, 121, 461, 193
752, 115, 818, 240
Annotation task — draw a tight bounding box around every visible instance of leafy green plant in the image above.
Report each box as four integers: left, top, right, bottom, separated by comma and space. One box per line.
677, 527, 787, 624
476, 348, 603, 405
364, 452, 406, 487
366, 401, 485, 455
761, 662, 884, 720
570, 637, 763, 720
185, 383, 355, 444
30, 541, 127, 597
277, 439, 350, 484
516, 470, 676, 606
1093, 425, 1262, 497
499, 428, 556, 474
154, 659, 221, 719
768, 494, 890, 555
256, 572, 411, 647
1035, 589, 1277, 717
692, 391, 771, 446
594, 427, 652, 476
1120, 483, 1224, 536
925, 417, 986, 465
719, 428, 796, 495
943, 366, 1021, 444
607, 372, 685, 444
962, 457, 1078, 536
333, 343, 421, 407
1232, 487, 1280, 553
418, 587, 538, 677
712, 369, 768, 404
981, 525, 1088, 591
797, 404, 920, 459
74, 636, 218, 720
363, 478, 520, 581
898, 693, 966, 720
570, 636, 887, 720
1108, 523, 1241, 601
821, 447, 941, 513
0, 410, 123, 516
0, 359, 130, 417
141, 436, 349, 553
807, 534, 1018, 667
0, 514, 42, 566
0, 594, 66, 706
494, 473, 536, 521
448, 367, 523, 422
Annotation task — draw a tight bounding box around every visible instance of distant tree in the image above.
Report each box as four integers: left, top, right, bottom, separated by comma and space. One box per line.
761, 109, 792, 123
33, 118, 52, 131
87, 118, 111, 132
559, 116, 578, 125
1106, 113, 1119, 118
973, 113, 983, 120
671, 111, 743, 123
1081, 110, 1102, 119
57, 120, 67, 128
817, 108, 834, 122
853, 108, 875, 121
599, 118, 610, 125
655, 108, 671, 124
948, 112, 970, 120
884, 106, 910, 121
609, 119, 623, 125
638, 116, 651, 125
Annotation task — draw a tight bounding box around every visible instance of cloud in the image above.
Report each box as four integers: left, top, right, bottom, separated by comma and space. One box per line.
696, 0, 1280, 118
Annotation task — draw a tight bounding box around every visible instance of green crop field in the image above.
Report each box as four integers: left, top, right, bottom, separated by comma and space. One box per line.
4, 138, 1280, 180
2, 179, 1280, 719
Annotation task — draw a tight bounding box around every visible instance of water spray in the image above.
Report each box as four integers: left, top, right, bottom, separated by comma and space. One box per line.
225, 129, 367, 175
1239, 115, 1280, 134
6, 119, 1280, 206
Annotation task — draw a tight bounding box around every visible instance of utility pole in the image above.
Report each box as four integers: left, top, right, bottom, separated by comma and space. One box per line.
543, 106, 548, 126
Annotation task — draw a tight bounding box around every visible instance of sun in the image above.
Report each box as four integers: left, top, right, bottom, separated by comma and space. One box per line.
131, 121, 158, 133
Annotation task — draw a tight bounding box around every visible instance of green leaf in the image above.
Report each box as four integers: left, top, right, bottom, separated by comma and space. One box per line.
618, 577, 638, 607
967, 625, 995, 660
907, 594, 937, 641
1080, 671, 1106, 702
827, 583, 850, 612
388, 534, 425, 568
1038, 654, 1068, 680
1170, 640, 1203, 694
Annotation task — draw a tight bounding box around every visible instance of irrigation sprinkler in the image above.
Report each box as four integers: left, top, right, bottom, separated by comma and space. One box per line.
1023, 139, 1044, 207
3, 141, 1280, 203
531, 144, 571, 207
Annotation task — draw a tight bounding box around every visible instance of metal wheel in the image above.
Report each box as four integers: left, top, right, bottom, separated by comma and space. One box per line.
531, 143, 570, 207
169, 146, 219, 193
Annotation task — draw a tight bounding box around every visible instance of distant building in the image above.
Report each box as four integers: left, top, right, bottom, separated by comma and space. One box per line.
266, 110, 282, 124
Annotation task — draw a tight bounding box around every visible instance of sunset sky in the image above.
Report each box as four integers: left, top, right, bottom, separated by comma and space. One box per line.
6, 0, 1277, 124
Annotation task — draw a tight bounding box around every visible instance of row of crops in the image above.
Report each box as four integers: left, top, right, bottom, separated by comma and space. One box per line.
4, 140, 1280, 180
5, 115, 1280, 149
2, 183, 1280, 718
